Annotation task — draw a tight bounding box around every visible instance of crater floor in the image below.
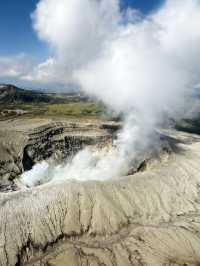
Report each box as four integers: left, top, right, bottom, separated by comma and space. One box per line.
1, 119, 200, 265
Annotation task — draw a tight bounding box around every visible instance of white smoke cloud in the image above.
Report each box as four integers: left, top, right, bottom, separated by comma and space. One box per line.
22, 148, 127, 186
32, 0, 200, 115
21, 0, 200, 185
22, 125, 160, 187
32, 0, 120, 74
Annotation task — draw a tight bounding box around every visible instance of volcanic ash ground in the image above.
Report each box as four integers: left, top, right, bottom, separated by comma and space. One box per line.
1, 123, 200, 265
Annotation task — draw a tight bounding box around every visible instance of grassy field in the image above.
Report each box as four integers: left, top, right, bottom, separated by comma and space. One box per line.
46, 102, 105, 117
0, 101, 113, 120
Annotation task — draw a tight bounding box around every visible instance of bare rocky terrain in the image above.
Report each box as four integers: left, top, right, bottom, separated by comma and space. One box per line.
0, 116, 200, 265
0, 118, 118, 191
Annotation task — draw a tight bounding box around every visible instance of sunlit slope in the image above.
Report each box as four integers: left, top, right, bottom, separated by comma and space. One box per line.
1, 130, 200, 265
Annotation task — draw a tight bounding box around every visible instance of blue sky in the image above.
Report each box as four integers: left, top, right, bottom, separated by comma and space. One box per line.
0, 0, 163, 59
0, 0, 164, 89
121, 0, 163, 13
0, 0, 47, 59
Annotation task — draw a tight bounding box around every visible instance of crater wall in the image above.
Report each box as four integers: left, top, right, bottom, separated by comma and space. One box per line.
0, 130, 200, 265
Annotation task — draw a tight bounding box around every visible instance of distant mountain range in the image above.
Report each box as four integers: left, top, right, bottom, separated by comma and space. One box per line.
0, 84, 88, 104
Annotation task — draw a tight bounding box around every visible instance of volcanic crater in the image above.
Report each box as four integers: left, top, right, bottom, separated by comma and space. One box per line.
0, 117, 200, 266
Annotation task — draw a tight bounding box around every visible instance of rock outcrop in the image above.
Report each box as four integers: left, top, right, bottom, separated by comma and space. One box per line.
0, 119, 117, 191
1, 130, 200, 265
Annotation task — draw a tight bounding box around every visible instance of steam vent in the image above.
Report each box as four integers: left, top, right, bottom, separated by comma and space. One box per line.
1, 117, 200, 266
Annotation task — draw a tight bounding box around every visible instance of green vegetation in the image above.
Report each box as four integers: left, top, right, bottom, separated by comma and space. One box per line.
46, 102, 105, 117
0, 101, 110, 120
0, 84, 114, 120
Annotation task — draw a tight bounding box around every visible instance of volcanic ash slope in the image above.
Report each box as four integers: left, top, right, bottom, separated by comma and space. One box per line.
1, 130, 200, 265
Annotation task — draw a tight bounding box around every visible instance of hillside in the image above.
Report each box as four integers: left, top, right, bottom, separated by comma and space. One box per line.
0, 84, 54, 103
0, 84, 110, 120
0, 84, 89, 104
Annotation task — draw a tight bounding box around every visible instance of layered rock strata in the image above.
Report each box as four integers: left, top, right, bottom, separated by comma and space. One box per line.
0, 119, 117, 191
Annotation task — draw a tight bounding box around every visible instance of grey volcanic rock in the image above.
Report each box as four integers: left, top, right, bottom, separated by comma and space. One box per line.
24, 121, 114, 165
0, 131, 25, 191
1, 130, 200, 265
0, 119, 116, 190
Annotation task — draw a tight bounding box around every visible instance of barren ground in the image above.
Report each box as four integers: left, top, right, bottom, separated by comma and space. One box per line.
0, 117, 200, 266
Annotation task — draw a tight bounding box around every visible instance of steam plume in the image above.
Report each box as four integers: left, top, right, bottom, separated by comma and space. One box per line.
32, 0, 200, 116
21, 0, 200, 185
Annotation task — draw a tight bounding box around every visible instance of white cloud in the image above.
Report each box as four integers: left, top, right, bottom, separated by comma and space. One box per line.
0, 54, 68, 90
31, 0, 200, 152
31, 0, 200, 108
2, 0, 200, 121
22, 58, 55, 82
1, 0, 200, 113
18, 0, 200, 182
0, 54, 33, 78
32, 0, 120, 71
